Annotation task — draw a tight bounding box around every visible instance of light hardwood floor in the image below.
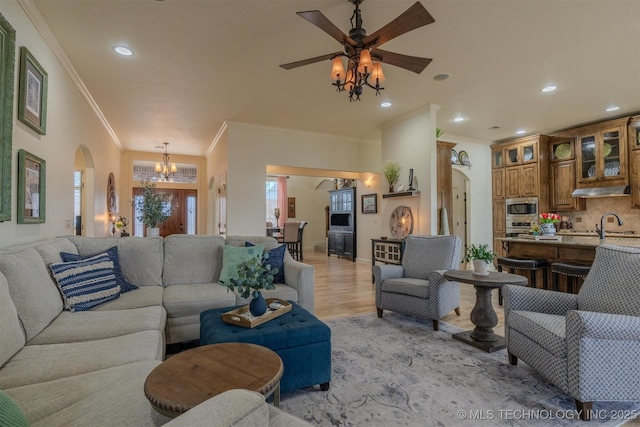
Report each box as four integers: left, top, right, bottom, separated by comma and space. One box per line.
305, 249, 505, 336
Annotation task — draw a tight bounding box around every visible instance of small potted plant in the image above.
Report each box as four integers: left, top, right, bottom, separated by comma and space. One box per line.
132, 180, 175, 237
462, 243, 496, 276
382, 160, 401, 193
225, 253, 279, 316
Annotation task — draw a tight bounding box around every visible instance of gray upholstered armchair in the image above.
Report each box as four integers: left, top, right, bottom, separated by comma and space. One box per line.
503, 244, 640, 421
373, 235, 462, 331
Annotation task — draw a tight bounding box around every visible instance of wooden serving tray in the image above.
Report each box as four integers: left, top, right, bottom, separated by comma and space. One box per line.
221, 298, 292, 328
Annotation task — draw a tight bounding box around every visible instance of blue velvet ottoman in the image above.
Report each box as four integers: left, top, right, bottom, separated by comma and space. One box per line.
200, 302, 331, 394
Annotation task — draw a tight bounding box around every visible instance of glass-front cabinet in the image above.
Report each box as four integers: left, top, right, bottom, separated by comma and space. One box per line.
575, 118, 628, 187
505, 139, 537, 166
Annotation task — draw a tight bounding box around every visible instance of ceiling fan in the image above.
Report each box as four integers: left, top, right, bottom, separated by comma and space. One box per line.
280, 0, 435, 101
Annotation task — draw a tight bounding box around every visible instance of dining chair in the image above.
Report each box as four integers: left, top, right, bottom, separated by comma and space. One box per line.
278, 222, 301, 260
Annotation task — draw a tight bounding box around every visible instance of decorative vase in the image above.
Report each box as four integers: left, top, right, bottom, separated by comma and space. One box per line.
472, 259, 490, 276
147, 227, 160, 237
249, 291, 267, 316
541, 223, 556, 236
388, 183, 395, 193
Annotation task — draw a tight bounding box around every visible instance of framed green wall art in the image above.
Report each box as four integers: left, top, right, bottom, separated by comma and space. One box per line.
0, 13, 15, 222
18, 46, 48, 135
17, 149, 46, 224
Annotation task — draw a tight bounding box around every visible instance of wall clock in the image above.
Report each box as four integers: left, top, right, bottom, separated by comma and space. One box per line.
390, 205, 413, 239
107, 172, 116, 215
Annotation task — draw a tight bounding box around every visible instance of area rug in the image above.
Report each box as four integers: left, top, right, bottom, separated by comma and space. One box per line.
279, 313, 639, 426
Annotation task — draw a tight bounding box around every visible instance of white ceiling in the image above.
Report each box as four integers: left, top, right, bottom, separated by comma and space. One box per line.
31, 0, 640, 156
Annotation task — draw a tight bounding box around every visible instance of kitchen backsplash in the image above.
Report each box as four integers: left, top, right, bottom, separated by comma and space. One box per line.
558, 197, 640, 234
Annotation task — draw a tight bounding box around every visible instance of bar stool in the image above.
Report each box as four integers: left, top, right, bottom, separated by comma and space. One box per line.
497, 257, 550, 305
551, 262, 591, 293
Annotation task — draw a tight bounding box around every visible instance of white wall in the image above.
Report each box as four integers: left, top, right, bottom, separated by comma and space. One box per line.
212, 122, 381, 237
285, 175, 329, 251
0, 2, 122, 248
380, 105, 438, 236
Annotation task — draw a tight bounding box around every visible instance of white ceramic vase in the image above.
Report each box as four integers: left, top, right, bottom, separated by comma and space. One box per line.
541, 223, 556, 236
147, 227, 160, 237
472, 259, 490, 276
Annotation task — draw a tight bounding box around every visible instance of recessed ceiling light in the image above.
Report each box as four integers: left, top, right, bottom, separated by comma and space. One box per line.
114, 46, 133, 56
542, 85, 557, 93
606, 106, 620, 112
453, 116, 465, 122
380, 102, 392, 108
433, 73, 450, 81
516, 130, 526, 135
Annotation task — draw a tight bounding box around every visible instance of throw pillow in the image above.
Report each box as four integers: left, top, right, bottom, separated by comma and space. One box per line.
50, 253, 121, 312
219, 244, 264, 284
245, 242, 286, 283
0, 390, 29, 427
60, 246, 138, 293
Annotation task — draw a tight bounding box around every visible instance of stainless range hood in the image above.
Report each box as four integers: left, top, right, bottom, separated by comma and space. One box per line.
572, 185, 630, 198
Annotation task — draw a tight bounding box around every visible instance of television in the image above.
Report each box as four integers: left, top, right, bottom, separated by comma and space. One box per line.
330, 213, 351, 227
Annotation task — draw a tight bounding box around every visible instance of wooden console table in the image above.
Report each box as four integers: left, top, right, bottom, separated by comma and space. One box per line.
371, 238, 405, 282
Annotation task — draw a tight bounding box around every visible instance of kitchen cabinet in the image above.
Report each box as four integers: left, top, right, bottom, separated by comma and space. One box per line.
492, 169, 505, 199
630, 151, 640, 208
505, 163, 538, 199
548, 137, 585, 211
505, 139, 537, 166
550, 161, 580, 210
575, 117, 628, 188
493, 199, 506, 235
629, 116, 640, 208
492, 149, 505, 168
492, 199, 506, 266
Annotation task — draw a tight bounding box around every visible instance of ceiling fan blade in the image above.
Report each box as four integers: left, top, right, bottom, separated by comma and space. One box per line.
280, 52, 343, 70
371, 49, 432, 74
297, 10, 357, 46
363, 2, 435, 48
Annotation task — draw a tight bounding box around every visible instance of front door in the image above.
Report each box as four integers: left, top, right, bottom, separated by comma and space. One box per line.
132, 189, 197, 237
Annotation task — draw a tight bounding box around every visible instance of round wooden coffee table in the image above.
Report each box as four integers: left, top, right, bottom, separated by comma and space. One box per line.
444, 270, 527, 353
144, 343, 283, 417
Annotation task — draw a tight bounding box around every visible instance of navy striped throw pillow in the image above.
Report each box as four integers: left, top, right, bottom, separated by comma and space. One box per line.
50, 253, 121, 312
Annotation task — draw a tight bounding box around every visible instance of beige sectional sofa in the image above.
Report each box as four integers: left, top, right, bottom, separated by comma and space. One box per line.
0, 235, 313, 426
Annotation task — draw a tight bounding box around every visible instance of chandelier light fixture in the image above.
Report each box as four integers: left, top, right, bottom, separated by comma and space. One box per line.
280, 1, 434, 102
156, 142, 177, 181
330, 47, 385, 102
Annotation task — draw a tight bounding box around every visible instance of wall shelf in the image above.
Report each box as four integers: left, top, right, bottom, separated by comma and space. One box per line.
382, 191, 420, 199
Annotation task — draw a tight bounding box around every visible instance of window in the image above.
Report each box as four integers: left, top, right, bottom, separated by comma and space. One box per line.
186, 193, 197, 234
266, 177, 277, 225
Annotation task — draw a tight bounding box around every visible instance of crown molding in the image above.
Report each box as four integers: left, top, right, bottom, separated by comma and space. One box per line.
206, 121, 228, 157
18, 0, 123, 150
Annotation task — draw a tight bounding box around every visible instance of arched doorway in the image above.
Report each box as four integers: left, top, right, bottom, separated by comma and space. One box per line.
452, 168, 470, 264
74, 145, 95, 236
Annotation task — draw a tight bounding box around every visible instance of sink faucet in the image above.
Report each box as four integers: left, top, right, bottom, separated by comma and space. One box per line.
595, 212, 623, 241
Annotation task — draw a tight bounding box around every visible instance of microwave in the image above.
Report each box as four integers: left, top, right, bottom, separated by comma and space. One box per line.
506, 197, 538, 216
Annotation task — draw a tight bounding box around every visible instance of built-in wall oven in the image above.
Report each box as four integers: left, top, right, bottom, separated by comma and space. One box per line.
505, 197, 538, 236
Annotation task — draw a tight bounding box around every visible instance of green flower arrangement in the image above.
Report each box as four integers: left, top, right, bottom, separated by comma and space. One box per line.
225, 253, 279, 299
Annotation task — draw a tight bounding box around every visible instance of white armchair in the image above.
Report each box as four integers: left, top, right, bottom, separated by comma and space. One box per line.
503, 244, 640, 421
373, 235, 462, 331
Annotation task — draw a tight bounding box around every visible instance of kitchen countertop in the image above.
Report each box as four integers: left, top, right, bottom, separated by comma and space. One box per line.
499, 235, 640, 248
556, 231, 638, 238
